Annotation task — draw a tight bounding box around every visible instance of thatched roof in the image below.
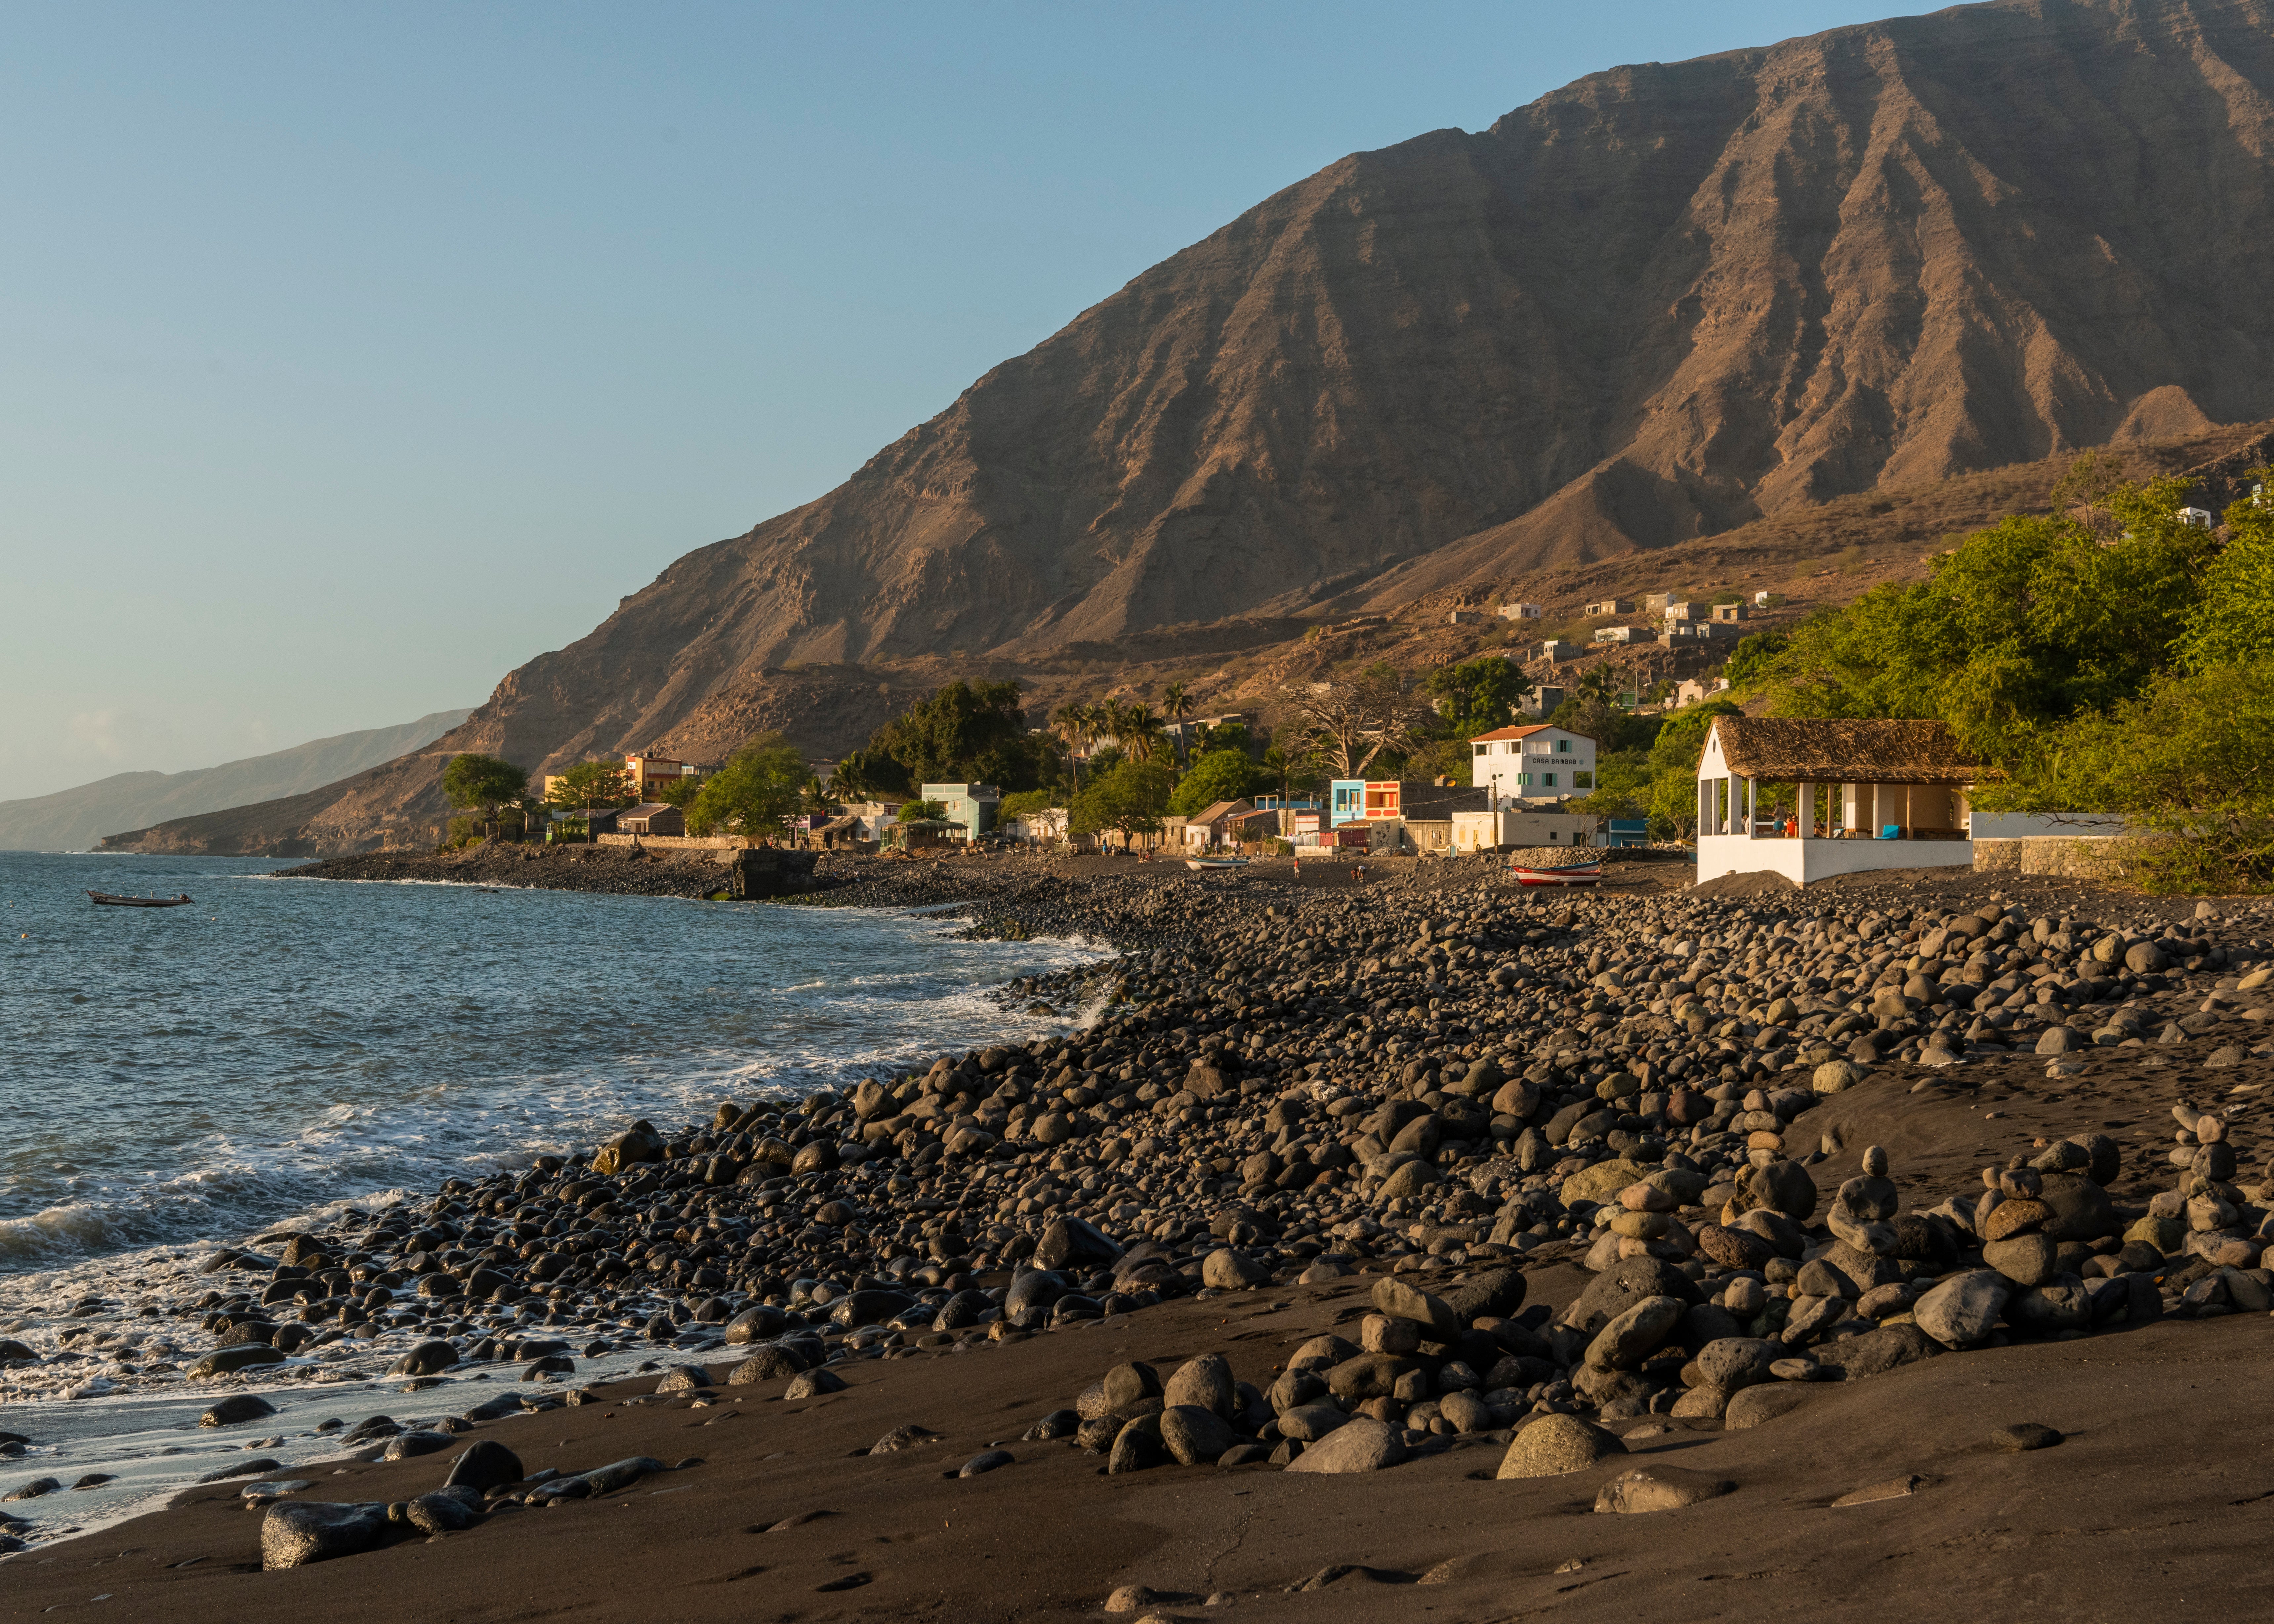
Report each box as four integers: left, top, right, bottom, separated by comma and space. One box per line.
1709, 718, 1980, 784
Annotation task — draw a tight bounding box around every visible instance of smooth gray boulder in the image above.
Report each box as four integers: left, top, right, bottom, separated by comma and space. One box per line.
1914, 1269, 2012, 1348
261, 1501, 389, 1569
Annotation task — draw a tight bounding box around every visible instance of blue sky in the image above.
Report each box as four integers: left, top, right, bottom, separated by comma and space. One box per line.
2, 1, 1903, 779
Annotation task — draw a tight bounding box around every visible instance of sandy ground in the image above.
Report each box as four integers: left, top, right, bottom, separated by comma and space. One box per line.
10, 1031, 2271, 1623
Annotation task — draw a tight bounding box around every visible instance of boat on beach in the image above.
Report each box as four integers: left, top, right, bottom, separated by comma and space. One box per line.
1185, 856, 1250, 871
86, 891, 195, 908
1508, 859, 1601, 888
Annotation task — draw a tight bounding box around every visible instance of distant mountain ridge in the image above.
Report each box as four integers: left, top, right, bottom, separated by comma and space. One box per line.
0, 710, 472, 853
98, 0, 2274, 855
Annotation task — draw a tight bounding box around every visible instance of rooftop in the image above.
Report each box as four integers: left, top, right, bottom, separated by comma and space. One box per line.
1708, 717, 1982, 784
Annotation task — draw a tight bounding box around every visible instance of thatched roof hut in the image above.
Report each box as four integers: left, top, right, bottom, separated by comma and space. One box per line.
1708, 718, 1980, 785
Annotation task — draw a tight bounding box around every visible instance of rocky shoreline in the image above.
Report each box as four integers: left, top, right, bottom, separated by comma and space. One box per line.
7, 857, 2274, 1603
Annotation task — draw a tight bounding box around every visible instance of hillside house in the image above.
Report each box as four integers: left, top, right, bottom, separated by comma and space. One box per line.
1519, 684, 1566, 718
1594, 624, 1656, 644
1534, 639, 1581, 662
1499, 602, 1544, 620
1712, 602, 1748, 624
1585, 598, 1634, 616
1469, 725, 1598, 803
1695, 717, 1979, 885
1448, 609, 1487, 625
1674, 676, 1731, 708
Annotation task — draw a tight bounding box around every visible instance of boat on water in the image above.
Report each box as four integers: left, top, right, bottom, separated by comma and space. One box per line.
1509, 859, 1601, 888
87, 891, 195, 908
1185, 856, 1250, 871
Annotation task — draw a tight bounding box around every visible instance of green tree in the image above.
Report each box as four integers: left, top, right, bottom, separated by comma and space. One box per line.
1722, 631, 1790, 689
1169, 749, 1256, 817
653, 775, 702, 808
1193, 718, 1254, 757
1751, 469, 2214, 763
1642, 700, 1740, 839
1573, 752, 1653, 818
1425, 656, 1533, 737
2181, 479, 2274, 671
544, 759, 630, 808
441, 753, 529, 841
897, 798, 948, 821
1070, 760, 1172, 844
867, 680, 1035, 790
687, 735, 806, 840
996, 789, 1057, 822
1977, 663, 2274, 890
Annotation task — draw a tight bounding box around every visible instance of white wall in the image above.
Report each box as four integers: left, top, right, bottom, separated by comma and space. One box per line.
1473, 727, 1597, 803
1968, 811, 2132, 839
1695, 833, 1975, 884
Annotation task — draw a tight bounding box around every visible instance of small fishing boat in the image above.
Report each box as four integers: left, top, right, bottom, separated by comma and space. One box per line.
1185, 856, 1250, 871
1509, 859, 1601, 888
87, 891, 195, 908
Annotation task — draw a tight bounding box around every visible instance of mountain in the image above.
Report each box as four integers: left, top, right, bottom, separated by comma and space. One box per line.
104, 0, 2274, 854
0, 710, 471, 853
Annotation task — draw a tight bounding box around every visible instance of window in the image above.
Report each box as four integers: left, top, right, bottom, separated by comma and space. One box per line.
1516, 773, 1530, 786
1543, 773, 1557, 788
1555, 738, 1571, 753
1473, 743, 1488, 756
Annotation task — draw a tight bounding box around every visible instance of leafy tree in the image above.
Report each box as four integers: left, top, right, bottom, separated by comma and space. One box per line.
867, 680, 1036, 790
1573, 751, 1653, 819
1070, 760, 1172, 844
442, 753, 529, 840
653, 775, 702, 808
1191, 718, 1254, 759
1642, 700, 1740, 838
1425, 656, 1533, 737
544, 759, 630, 808
1169, 749, 1256, 817
897, 799, 948, 821
1977, 663, 2274, 890
2181, 478, 2274, 671
687, 735, 806, 840
1721, 631, 1790, 689
997, 789, 1057, 821
1751, 471, 2213, 762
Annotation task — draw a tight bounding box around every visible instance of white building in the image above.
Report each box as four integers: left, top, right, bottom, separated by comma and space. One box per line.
1499, 602, 1544, 621
1469, 724, 1597, 803
1694, 717, 1978, 885
1451, 807, 1600, 853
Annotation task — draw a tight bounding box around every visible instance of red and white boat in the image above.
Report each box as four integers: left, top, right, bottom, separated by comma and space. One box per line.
1509, 858, 1602, 887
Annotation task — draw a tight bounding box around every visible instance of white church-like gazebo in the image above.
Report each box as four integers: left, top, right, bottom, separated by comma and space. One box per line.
1696, 716, 1982, 885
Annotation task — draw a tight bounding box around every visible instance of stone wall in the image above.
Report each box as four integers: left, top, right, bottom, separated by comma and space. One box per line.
1972, 836, 2175, 879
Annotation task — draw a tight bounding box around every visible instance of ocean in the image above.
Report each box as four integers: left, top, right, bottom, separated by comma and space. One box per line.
0, 851, 1107, 1548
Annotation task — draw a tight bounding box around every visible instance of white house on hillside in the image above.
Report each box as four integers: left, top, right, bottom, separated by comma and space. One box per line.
1470, 724, 1596, 804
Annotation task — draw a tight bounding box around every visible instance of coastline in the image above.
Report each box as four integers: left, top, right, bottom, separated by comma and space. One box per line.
7, 855, 2274, 1616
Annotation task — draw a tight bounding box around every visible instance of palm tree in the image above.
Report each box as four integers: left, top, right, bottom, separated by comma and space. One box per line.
1051, 703, 1094, 789
1161, 681, 1193, 762
1083, 701, 1118, 754
1120, 704, 1166, 764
